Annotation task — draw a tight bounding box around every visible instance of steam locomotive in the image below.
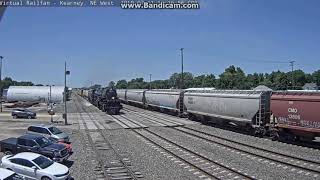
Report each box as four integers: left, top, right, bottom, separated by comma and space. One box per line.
87, 88, 122, 115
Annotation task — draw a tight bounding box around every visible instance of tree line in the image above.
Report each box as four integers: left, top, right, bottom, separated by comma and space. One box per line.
0, 77, 35, 91
112, 65, 320, 90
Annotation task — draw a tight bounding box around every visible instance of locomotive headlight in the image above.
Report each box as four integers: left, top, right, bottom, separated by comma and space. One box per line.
112, 97, 115, 99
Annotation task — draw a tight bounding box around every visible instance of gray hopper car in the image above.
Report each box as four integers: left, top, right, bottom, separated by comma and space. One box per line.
118, 89, 271, 134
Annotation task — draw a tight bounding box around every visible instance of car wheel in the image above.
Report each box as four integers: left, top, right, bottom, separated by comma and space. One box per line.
13, 115, 18, 119
27, 115, 32, 119
41, 176, 52, 180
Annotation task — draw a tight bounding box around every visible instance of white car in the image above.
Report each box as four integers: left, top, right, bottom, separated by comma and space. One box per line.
1, 152, 70, 180
0, 168, 23, 180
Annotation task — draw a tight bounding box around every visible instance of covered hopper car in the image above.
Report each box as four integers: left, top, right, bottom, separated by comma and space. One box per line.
119, 89, 271, 135
184, 90, 271, 135
144, 89, 183, 114
271, 91, 320, 141
119, 89, 320, 141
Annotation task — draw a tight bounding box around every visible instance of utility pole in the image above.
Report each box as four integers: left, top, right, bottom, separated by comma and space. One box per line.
180, 48, 184, 89
0, 56, 3, 112
49, 85, 53, 123
64, 61, 70, 125
149, 74, 152, 90
290, 61, 295, 89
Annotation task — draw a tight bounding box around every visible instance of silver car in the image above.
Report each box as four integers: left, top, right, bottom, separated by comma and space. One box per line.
27, 125, 70, 143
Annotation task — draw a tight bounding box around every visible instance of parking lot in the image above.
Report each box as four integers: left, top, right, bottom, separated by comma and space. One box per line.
0, 102, 81, 179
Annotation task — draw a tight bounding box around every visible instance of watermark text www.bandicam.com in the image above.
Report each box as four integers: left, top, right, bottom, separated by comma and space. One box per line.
120, 1, 200, 9
0, 0, 200, 8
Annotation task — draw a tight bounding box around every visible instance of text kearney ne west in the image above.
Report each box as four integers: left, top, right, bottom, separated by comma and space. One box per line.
59, 0, 114, 7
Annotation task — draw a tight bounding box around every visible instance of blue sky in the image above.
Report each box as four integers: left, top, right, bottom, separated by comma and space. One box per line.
0, 0, 320, 87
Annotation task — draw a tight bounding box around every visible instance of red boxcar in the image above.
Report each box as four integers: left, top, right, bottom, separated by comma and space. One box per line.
271, 91, 320, 141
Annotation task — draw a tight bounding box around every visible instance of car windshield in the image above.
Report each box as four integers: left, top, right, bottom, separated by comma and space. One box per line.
32, 156, 54, 169
35, 137, 52, 148
48, 127, 62, 135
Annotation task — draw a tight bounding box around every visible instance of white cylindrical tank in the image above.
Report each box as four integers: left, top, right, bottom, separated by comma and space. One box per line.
145, 89, 181, 110
6, 86, 65, 103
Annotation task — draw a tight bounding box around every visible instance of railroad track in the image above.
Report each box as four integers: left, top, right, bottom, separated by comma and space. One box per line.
111, 114, 256, 180
74, 95, 143, 180
124, 104, 320, 149
74, 96, 111, 180
122, 107, 184, 127
175, 126, 320, 175
122, 106, 320, 178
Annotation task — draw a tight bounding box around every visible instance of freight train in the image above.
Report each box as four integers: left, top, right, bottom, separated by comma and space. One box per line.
79, 88, 122, 115
117, 89, 320, 142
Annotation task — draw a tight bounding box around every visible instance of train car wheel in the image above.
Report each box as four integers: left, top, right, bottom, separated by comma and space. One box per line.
270, 130, 279, 141
278, 131, 296, 142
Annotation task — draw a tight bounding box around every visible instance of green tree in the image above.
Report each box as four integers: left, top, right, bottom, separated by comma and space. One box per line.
169, 72, 193, 89
312, 70, 320, 86
0, 77, 14, 90
127, 78, 147, 89
192, 74, 216, 87
116, 79, 128, 89
267, 71, 289, 90
18, 81, 34, 86
286, 70, 307, 89
217, 66, 247, 89
305, 74, 313, 83
151, 80, 170, 89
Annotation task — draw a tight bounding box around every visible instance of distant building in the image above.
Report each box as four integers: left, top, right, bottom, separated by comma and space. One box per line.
303, 83, 318, 90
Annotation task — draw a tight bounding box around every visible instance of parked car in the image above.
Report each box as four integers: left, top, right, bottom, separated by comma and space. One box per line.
1, 152, 71, 180
27, 125, 70, 143
0, 134, 69, 163
11, 109, 36, 119
0, 168, 23, 180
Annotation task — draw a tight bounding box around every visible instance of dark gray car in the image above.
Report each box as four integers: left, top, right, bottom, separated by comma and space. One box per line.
11, 108, 36, 119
